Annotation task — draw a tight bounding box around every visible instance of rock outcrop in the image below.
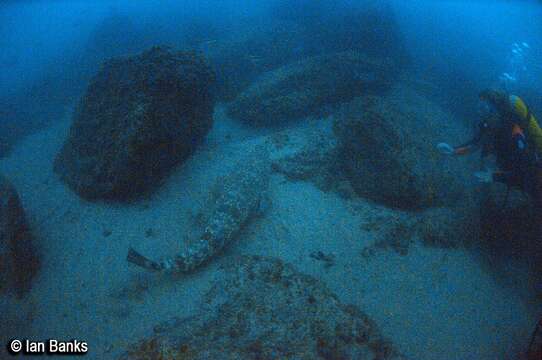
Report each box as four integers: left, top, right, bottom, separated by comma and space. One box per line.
268, 122, 343, 192
54, 46, 215, 200
333, 84, 478, 210
479, 186, 541, 256
362, 206, 480, 257
0, 175, 39, 296
206, 1, 408, 103
227, 51, 395, 127
120, 255, 406, 360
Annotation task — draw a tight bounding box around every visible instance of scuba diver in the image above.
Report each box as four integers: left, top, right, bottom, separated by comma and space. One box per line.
439, 90, 542, 359
437, 89, 542, 211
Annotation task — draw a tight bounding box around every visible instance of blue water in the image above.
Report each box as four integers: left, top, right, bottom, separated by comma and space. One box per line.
1, 1, 542, 359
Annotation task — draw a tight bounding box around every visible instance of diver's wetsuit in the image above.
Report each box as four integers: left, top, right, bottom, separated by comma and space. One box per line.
454, 112, 542, 208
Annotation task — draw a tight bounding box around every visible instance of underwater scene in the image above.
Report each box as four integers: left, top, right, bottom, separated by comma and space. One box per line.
2, 0, 542, 359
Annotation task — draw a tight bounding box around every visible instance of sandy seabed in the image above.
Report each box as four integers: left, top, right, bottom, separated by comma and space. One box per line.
0, 105, 539, 359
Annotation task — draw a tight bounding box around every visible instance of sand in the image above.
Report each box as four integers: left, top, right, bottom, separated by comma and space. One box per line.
0, 105, 540, 359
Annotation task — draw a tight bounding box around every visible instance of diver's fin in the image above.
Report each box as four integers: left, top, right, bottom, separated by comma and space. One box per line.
127, 247, 161, 271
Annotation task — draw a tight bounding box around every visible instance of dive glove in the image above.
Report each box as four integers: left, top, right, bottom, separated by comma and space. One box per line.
437, 143, 455, 155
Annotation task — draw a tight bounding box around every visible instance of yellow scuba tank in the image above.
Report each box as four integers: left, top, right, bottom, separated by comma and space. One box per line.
509, 95, 542, 157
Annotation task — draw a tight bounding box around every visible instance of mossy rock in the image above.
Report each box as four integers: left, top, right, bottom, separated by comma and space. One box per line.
54, 46, 215, 201
227, 51, 396, 127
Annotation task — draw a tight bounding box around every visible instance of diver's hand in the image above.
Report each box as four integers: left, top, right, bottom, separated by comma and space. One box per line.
437, 143, 455, 155
474, 170, 493, 184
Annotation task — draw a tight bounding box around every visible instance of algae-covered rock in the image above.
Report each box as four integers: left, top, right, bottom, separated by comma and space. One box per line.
54, 46, 215, 200
0, 175, 39, 296
227, 51, 395, 127
120, 255, 406, 360
207, 1, 408, 103
479, 186, 540, 253
333, 84, 477, 210
269, 123, 342, 192
416, 206, 479, 249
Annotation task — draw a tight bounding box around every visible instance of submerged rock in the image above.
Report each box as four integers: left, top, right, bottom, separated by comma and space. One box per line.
333, 84, 477, 210
54, 46, 215, 200
479, 186, 541, 257
269, 123, 341, 191
120, 255, 406, 360
365, 206, 479, 257
206, 1, 408, 103
227, 51, 395, 127
0, 175, 39, 296
127, 145, 270, 273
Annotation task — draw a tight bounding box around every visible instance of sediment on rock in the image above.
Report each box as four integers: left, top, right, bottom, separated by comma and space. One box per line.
120, 255, 406, 360
54, 46, 215, 201
333, 83, 478, 211
227, 51, 396, 127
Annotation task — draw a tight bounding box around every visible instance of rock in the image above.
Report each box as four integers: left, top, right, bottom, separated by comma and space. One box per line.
0, 14, 151, 163
269, 122, 341, 191
479, 186, 540, 255
0, 175, 39, 296
54, 46, 215, 200
208, 1, 408, 103
127, 145, 271, 273
227, 51, 395, 127
416, 206, 479, 249
120, 255, 406, 360
333, 84, 477, 210
360, 203, 479, 257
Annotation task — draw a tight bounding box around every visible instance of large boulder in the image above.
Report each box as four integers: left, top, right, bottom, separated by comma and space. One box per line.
0, 14, 154, 161
227, 51, 395, 127
54, 46, 215, 200
333, 84, 478, 210
0, 175, 39, 296
120, 256, 405, 360
205, 1, 408, 103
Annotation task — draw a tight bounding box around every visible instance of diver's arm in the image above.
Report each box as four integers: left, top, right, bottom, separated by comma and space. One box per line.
438, 119, 486, 156
452, 129, 484, 156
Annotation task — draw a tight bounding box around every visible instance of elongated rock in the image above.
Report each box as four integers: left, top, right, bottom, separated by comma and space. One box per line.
227, 51, 395, 126
127, 145, 270, 273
